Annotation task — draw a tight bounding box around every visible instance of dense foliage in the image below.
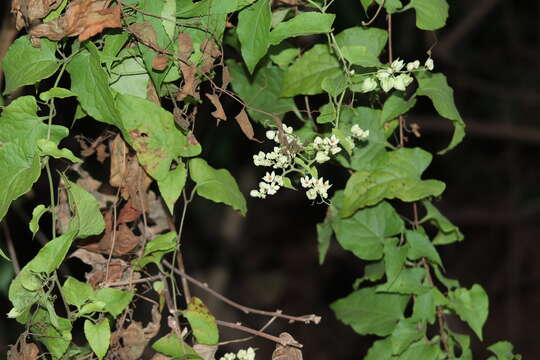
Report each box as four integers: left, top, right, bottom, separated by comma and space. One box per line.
0, 0, 521, 359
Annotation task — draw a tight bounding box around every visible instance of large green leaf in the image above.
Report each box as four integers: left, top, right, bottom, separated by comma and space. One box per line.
62, 277, 94, 308
416, 72, 465, 154
67, 44, 120, 126
282, 44, 342, 97
391, 319, 425, 355
332, 201, 403, 260
405, 229, 442, 265
487, 341, 522, 360
383, 238, 408, 284
227, 60, 297, 126
116, 94, 201, 180
182, 297, 219, 345
331, 286, 409, 336
334, 27, 388, 67
376, 267, 427, 294
31, 308, 72, 359
364, 337, 394, 360
407, 0, 449, 30
381, 92, 417, 124
340, 148, 446, 217
237, 0, 272, 73
3, 36, 60, 94
189, 158, 247, 216
421, 200, 464, 245
94, 288, 134, 317
158, 164, 188, 214
448, 284, 489, 340
84, 319, 111, 360
110, 54, 150, 99
152, 333, 202, 359
65, 179, 105, 238
269, 12, 335, 46
399, 339, 440, 360
138, 231, 177, 269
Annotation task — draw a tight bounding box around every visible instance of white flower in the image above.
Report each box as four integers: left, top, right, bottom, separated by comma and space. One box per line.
360, 77, 378, 93
313, 136, 324, 147
376, 68, 391, 80
282, 124, 293, 134
306, 188, 317, 200
391, 58, 405, 72
330, 146, 342, 155
263, 171, 276, 183
315, 151, 330, 163
393, 74, 413, 91
274, 175, 284, 186
351, 125, 370, 140
267, 183, 280, 195
300, 176, 312, 188
245, 347, 256, 360
425, 58, 434, 71
407, 60, 420, 71
266, 130, 276, 141
328, 135, 339, 146
380, 76, 395, 92
219, 353, 236, 360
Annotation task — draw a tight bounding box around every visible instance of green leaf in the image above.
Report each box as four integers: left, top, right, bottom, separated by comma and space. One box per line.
102, 32, 130, 59
161, 0, 177, 40
407, 0, 449, 30
381, 92, 417, 123
450, 331, 473, 360
411, 289, 436, 324
0, 247, 9, 261
334, 27, 388, 67
340, 147, 446, 217
39, 87, 77, 102
109, 55, 150, 99
62, 277, 94, 308
268, 42, 300, 68
331, 286, 409, 336
65, 179, 105, 238
37, 139, 82, 163
433, 266, 460, 290
182, 297, 219, 345
416, 72, 465, 154
399, 339, 440, 360
43, 0, 68, 21
282, 44, 341, 97
94, 288, 134, 316
29, 205, 48, 239
237, 0, 272, 73
84, 319, 110, 360
152, 333, 202, 359
31, 308, 72, 359
332, 201, 403, 260
364, 337, 394, 360
377, 0, 403, 13
448, 284, 489, 340
158, 164, 188, 214
138, 231, 177, 269
376, 267, 427, 294
322, 74, 348, 98
391, 318, 425, 355
189, 158, 247, 216
487, 341, 521, 360
316, 221, 333, 265
353, 261, 385, 288
67, 44, 120, 126
28, 231, 78, 274
116, 94, 201, 180
227, 60, 298, 126
269, 12, 335, 46
421, 200, 464, 245
406, 230, 442, 265
2, 36, 60, 94
383, 238, 408, 283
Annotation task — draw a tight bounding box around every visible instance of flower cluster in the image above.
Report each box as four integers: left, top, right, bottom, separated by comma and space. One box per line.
300, 176, 332, 200
351, 124, 369, 140
359, 58, 434, 93
312, 135, 341, 163
250, 171, 284, 199
220, 347, 256, 360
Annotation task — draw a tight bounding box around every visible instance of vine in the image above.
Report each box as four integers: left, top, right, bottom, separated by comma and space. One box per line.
0, 0, 522, 359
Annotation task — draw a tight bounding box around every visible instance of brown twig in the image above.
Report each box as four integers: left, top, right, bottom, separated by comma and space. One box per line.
218, 316, 277, 346
216, 320, 302, 348
2, 220, 20, 274
361, 0, 385, 26
162, 260, 321, 324
106, 274, 162, 287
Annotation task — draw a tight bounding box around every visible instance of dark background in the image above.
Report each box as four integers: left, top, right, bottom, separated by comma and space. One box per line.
0, 0, 538, 359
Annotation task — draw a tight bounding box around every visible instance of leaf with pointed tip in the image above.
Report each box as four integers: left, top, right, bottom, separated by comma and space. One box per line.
407, 0, 449, 30
448, 284, 489, 340
269, 12, 335, 46
237, 0, 272, 73
84, 319, 110, 360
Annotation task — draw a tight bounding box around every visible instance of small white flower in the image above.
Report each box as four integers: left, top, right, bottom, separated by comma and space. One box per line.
407, 60, 420, 71
315, 151, 330, 163
306, 188, 317, 200
330, 146, 342, 155
425, 58, 434, 71
267, 183, 280, 195
274, 175, 284, 186
380, 76, 395, 92
263, 171, 276, 183
245, 347, 256, 360
266, 130, 276, 140
300, 176, 312, 188
328, 135, 339, 146
393, 73, 413, 91
313, 136, 324, 147
391, 58, 405, 72
282, 124, 293, 134
376, 68, 391, 80
360, 77, 378, 93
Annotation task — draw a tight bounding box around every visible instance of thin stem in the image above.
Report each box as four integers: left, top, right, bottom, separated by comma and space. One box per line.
162, 260, 321, 324
52, 272, 73, 320
216, 320, 302, 348
362, 0, 386, 26
2, 220, 20, 274
45, 162, 56, 240
106, 275, 163, 287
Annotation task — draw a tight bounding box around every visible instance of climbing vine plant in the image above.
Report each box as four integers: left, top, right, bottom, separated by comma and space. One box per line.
0, 0, 521, 359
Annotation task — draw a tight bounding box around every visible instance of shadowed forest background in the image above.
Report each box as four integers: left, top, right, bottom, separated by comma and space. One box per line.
0, 0, 538, 358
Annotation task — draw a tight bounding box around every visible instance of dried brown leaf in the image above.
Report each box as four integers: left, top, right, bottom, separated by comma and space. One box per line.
173, 107, 190, 131
235, 108, 261, 142
110, 134, 128, 188
129, 21, 158, 48
70, 248, 136, 288
222, 65, 231, 90
177, 62, 198, 100
11, 0, 62, 30
117, 201, 141, 224
272, 333, 303, 360
200, 39, 221, 74
193, 344, 217, 360
152, 54, 168, 71
96, 143, 109, 163
147, 80, 161, 105
7, 337, 40, 360
30, 0, 122, 41
206, 93, 227, 123
177, 32, 194, 61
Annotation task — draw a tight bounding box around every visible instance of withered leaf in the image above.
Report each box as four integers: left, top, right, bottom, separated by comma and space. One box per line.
235, 108, 261, 142
152, 54, 169, 71
222, 65, 231, 90
115, 306, 161, 360
177, 62, 198, 100
7, 337, 40, 360
30, 0, 122, 42
110, 134, 128, 188
11, 0, 62, 30
129, 21, 158, 48
96, 143, 108, 163
70, 248, 135, 288
200, 39, 221, 74
272, 333, 303, 360
117, 201, 141, 224
206, 93, 227, 123
147, 80, 161, 105
177, 32, 194, 61
193, 344, 217, 360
